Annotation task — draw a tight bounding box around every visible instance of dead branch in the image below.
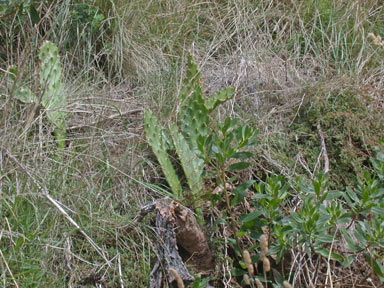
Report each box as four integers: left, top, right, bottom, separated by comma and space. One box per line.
317, 122, 330, 174
67, 108, 142, 131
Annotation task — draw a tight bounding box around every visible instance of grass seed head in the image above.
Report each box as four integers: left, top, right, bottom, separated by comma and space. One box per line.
255, 278, 264, 288
262, 257, 270, 272
243, 274, 251, 285
243, 250, 254, 276
260, 234, 268, 256
283, 280, 293, 288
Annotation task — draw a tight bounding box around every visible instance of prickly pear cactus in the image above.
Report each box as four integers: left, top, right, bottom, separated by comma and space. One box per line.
178, 55, 234, 149
39, 41, 66, 149
7, 41, 67, 150
178, 54, 202, 103
144, 53, 234, 208
169, 123, 203, 194
144, 109, 182, 199
205, 86, 234, 112
8, 66, 38, 104
178, 55, 209, 147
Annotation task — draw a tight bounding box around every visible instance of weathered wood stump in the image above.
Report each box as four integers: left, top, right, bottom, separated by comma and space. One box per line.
136, 200, 213, 287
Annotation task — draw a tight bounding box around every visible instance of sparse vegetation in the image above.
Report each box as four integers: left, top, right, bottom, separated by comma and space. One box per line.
1, 0, 383, 287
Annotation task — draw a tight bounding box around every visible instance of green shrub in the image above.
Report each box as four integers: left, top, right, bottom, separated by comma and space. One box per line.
289, 89, 383, 189
238, 149, 384, 284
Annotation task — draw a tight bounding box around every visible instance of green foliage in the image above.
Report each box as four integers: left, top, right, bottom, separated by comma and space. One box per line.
198, 116, 257, 251
70, 3, 105, 34
239, 149, 384, 282
0, 0, 40, 21
0, 195, 61, 286
191, 274, 212, 288
290, 90, 384, 189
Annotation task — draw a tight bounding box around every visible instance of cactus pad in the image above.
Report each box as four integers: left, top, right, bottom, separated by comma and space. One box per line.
144, 109, 182, 198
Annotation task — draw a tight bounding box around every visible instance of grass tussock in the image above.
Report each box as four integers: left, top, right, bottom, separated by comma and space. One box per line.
0, 0, 383, 287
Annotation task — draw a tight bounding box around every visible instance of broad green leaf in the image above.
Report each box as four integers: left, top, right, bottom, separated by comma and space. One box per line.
290, 212, 303, 224
345, 187, 360, 204
252, 194, 270, 199
365, 253, 384, 276
231, 180, 255, 206
315, 233, 334, 243
29, 4, 40, 25
315, 248, 343, 261
354, 226, 368, 245
325, 190, 343, 200
342, 255, 354, 268
372, 206, 384, 216
228, 162, 250, 171
240, 211, 262, 223
230, 151, 253, 159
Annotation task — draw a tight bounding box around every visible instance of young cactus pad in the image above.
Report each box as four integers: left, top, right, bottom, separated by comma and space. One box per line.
144, 109, 182, 198
8, 66, 38, 104
39, 41, 67, 149
7, 42, 67, 150
169, 123, 204, 194
178, 55, 234, 149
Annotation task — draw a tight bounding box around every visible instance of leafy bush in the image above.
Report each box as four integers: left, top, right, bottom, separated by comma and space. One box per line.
238, 149, 384, 285
290, 90, 384, 189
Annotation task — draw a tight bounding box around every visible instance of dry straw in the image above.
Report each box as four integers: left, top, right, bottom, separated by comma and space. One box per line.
368, 32, 384, 47
169, 268, 184, 288
243, 274, 251, 285
283, 280, 293, 288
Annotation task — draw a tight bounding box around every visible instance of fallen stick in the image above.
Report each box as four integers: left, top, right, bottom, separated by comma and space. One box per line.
68, 108, 143, 131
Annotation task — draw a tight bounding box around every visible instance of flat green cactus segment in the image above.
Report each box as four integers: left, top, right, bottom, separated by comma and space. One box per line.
205, 87, 235, 112
169, 124, 204, 194
179, 54, 201, 103
178, 55, 209, 147
8, 66, 38, 104
39, 41, 66, 131
179, 88, 209, 147
144, 109, 182, 199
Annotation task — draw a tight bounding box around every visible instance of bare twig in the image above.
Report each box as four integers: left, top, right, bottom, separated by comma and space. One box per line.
317, 122, 330, 174
67, 109, 143, 131
318, 122, 329, 207
0, 245, 19, 288
117, 253, 124, 288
